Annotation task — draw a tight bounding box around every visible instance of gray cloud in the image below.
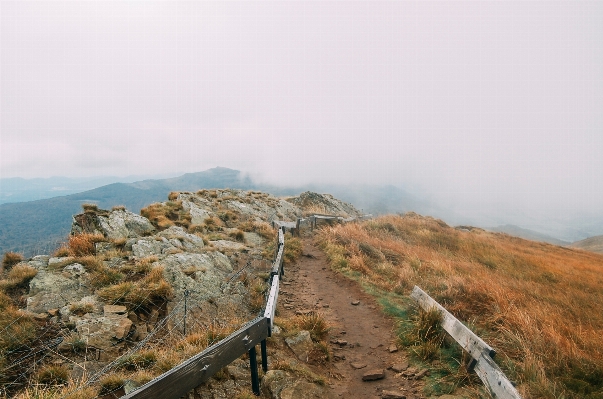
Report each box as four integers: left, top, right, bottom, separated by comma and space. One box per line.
1, 1, 602, 223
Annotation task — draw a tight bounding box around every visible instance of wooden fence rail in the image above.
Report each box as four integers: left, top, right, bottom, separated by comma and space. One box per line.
121, 214, 369, 398
410, 286, 522, 399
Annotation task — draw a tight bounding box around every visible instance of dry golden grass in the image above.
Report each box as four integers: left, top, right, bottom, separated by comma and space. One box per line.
141, 201, 191, 231
0, 264, 38, 290
96, 267, 172, 310
2, 251, 23, 271
0, 291, 37, 354
316, 214, 603, 398
60, 233, 106, 257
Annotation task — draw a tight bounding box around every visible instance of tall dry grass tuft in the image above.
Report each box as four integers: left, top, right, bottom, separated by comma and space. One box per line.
2, 251, 23, 271
61, 233, 106, 257
97, 266, 172, 310
316, 214, 603, 398
141, 201, 191, 231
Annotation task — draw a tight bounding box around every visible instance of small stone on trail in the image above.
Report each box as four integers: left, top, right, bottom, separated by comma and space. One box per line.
414, 369, 429, 379
390, 362, 409, 373
330, 339, 348, 346
382, 390, 406, 399
350, 362, 367, 370
388, 344, 398, 353
351, 300, 360, 305
362, 369, 385, 381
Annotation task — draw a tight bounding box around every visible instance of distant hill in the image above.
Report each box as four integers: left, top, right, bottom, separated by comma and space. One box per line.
0, 174, 173, 204
489, 224, 570, 246
0, 167, 430, 257
0, 167, 255, 256
570, 235, 603, 254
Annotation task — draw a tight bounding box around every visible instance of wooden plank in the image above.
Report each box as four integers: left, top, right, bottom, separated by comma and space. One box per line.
474, 352, 522, 399
121, 317, 269, 399
270, 245, 284, 276
273, 220, 296, 229
313, 215, 340, 220
263, 277, 279, 335
410, 286, 496, 360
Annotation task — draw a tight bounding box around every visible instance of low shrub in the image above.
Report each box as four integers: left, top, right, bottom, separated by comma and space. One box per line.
69, 302, 95, 316
82, 203, 99, 214
0, 264, 38, 290
99, 374, 125, 395
67, 233, 105, 257
0, 291, 38, 353
295, 312, 330, 341
117, 350, 157, 371
229, 230, 245, 242
36, 365, 70, 385
2, 251, 23, 271
97, 267, 172, 310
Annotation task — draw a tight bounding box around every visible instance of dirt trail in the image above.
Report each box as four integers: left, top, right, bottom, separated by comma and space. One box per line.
277, 238, 425, 399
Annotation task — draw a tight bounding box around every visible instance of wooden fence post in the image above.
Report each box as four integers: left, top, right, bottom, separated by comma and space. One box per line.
249, 346, 260, 395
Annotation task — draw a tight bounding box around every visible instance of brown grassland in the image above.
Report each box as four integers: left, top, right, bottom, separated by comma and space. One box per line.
316, 213, 603, 398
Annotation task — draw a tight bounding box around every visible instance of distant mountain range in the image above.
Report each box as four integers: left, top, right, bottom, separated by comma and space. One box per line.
489, 225, 570, 246
0, 174, 180, 204
1, 167, 602, 257
0, 167, 428, 256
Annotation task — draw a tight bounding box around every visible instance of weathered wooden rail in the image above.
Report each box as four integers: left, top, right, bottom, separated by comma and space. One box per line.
410, 286, 522, 399
122, 213, 368, 398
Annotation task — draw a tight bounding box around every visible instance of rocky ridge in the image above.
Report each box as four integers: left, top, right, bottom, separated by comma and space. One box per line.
1, 189, 360, 398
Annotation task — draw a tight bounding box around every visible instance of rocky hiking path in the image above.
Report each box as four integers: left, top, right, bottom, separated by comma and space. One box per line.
278, 237, 426, 399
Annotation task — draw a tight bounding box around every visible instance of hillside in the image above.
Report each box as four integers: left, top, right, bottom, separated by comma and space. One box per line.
316, 214, 603, 398
571, 235, 603, 254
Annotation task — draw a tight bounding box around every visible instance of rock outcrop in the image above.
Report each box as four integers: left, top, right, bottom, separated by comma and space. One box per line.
9, 189, 361, 398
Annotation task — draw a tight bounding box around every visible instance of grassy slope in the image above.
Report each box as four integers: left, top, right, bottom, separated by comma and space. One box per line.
316, 213, 603, 398
571, 235, 603, 255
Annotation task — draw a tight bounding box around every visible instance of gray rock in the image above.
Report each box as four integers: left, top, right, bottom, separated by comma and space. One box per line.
382, 390, 406, 399
362, 369, 385, 381
64, 263, 86, 276
285, 330, 313, 362
391, 361, 409, 373
71, 361, 107, 383
158, 226, 204, 251
209, 240, 246, 251
132, 238, 171, 258
48, 257, 74, 268
97, 209, 155, 240
74, 313, 133, 350
161, 252, 233, 298
181, 200, 213, 225
280, 380, 337, 399
262, 370, 289, 399
27, 269, 91, 313
28, 255, 50, 270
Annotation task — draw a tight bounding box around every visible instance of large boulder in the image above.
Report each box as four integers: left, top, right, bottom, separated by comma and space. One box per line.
160, 252, 233, 299
98, 209, 156, 239
157, 226, 205, 251
71, 208, 155, 240
27, 264, 91, 313
73, 308, 133, 355
288, 191, 361, 217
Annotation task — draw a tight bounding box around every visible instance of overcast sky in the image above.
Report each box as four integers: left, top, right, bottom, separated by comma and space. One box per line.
1, 1, 602, 218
